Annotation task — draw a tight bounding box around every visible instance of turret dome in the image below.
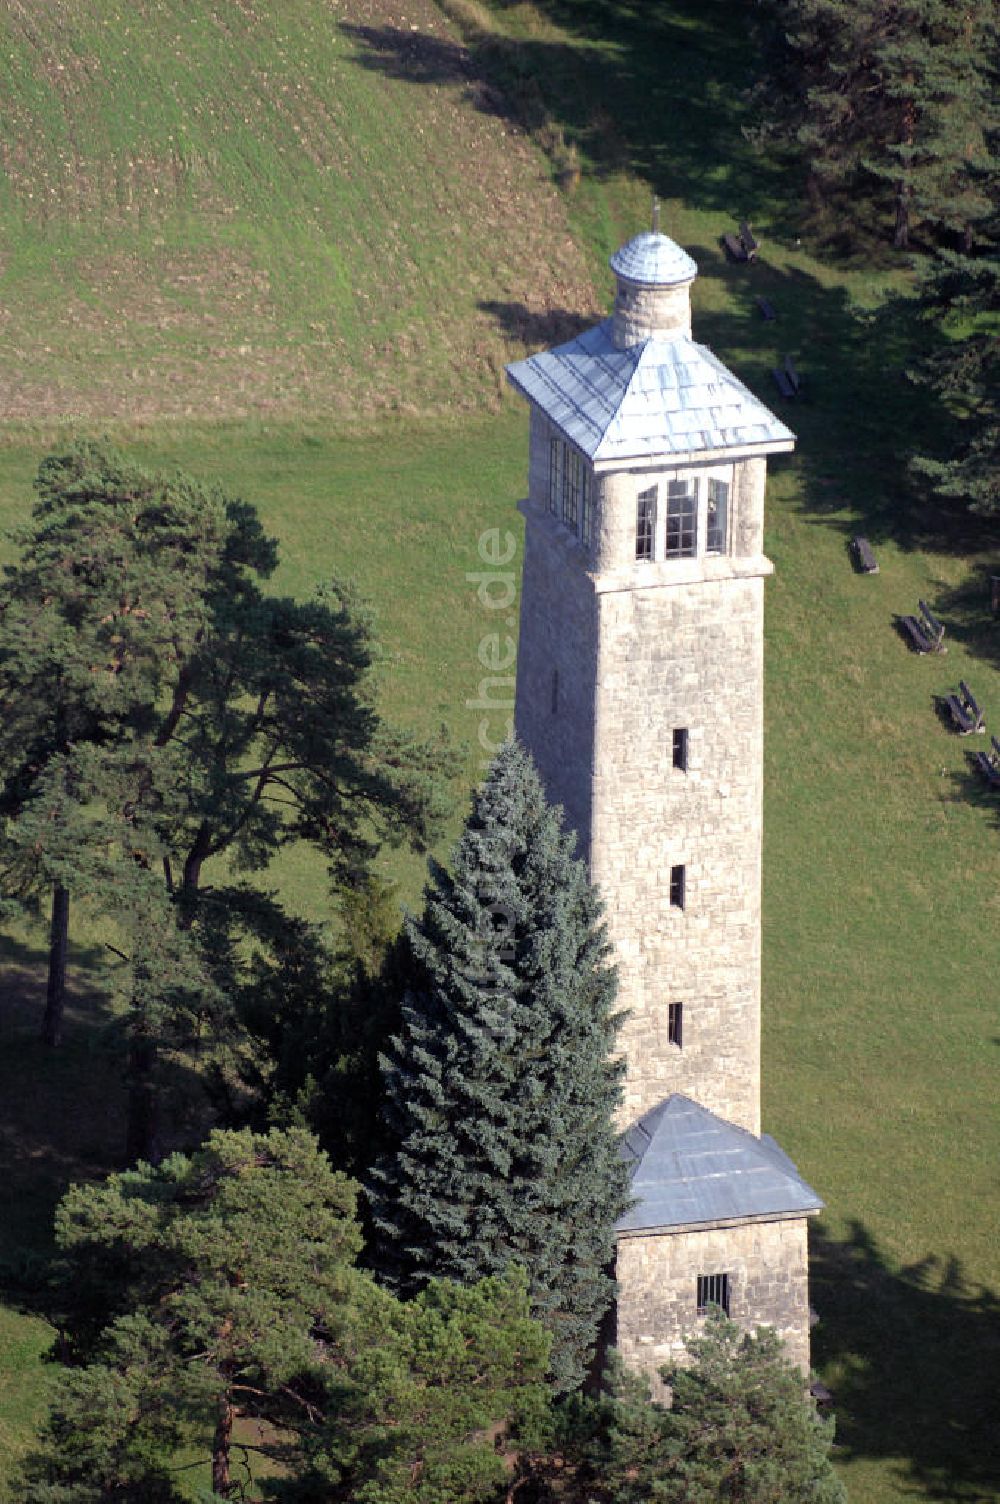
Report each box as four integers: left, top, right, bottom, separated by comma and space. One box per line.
609, 232, 698, 288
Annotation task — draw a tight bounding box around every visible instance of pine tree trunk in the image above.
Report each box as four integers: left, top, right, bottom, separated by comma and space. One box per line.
894, 180, 911, 249
41, 883, 69, 1047
211, 1395, 234, 1496
179, 823, 211, 928
126, 1018, 159, 1164
894, 97, 916, 250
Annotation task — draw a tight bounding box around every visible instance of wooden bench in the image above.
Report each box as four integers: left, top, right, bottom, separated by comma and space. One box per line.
900, 614, 934, 653
852, 536, 878, 574
722, 222, 759, 264
974, 744, 1000, 787
918, 599, 945, 649
899, 600, 945, 654
974, 736, 1000, 786
975, 752, 1000, 786
945, 692, 976, 734
772, 354, 802, 399
756, 296, 776, 321
723, 231, 748, 263
943, 681, 984, 735
739, 221, 759, 262
959, 679, 985, 732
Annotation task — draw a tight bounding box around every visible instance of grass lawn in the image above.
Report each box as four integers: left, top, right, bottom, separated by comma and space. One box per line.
0, 0, 595, 422
1, 404, 997, 1502
0, 0, 997, 1500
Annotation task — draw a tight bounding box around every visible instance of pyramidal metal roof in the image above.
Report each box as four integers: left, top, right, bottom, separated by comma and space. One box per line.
609, 231, 698, 287
616, 1095, 823, 1236
506, 319, 795, 467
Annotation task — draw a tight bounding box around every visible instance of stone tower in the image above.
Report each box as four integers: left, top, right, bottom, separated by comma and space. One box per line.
507, 230, 822, 1387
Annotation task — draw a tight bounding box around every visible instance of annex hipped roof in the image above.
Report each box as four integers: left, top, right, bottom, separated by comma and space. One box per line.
506, 319, 794, 467
616, 1095, 823, 1236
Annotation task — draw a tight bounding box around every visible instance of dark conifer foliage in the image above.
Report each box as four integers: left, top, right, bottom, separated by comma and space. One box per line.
763, 0, 998, 249
910, 220, 1000, 514
586, 1315, 844, 1504
21, 1129, 550, 1503
0, 441, 452, 1159
369, 739, 630, 1394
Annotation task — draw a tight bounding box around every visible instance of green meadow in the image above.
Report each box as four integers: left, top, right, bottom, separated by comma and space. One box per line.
1, 1, 998, 1501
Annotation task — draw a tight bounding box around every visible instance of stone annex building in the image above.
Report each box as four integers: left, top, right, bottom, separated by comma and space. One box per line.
506, 227, 823, 1389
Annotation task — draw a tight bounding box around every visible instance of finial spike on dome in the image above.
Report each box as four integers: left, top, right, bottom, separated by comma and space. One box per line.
651, 195, 660, 235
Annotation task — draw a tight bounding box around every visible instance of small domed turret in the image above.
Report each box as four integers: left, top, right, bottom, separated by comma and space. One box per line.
610, 230, 698, 349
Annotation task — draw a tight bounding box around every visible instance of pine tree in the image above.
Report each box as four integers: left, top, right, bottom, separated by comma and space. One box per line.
859, 0, 997, 250
369, 740, 630, 1394
21, 1130, 549, 1504
594, 1315, 844, 1504
0, 440, 452, 1157
765, 0, 997, 248
0, 440, 234, 1046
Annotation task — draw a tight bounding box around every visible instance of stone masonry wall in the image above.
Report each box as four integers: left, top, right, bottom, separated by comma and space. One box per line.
616, 1217, 814, 1396
591, 572, 765, 1133
612, 277, 693, 347
513, 438, 596, 852
516, 419, 768, 1134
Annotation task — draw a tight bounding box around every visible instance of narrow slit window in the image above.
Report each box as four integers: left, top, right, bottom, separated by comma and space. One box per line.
669, 864, 686, 909
707, 478, 730, 554
580, 466, 592, 546
665, 479, 697, 558
551, 668, 559, 715
668, 1002, 683, 1048
636, 485, 656, 561
548, 439, 562, 516
563, 448, 581, 531
697, 1272, 730, 1316
672, 727, 688, 771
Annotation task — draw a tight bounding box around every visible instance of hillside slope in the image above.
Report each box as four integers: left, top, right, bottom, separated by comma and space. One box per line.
0, 0, 596, 420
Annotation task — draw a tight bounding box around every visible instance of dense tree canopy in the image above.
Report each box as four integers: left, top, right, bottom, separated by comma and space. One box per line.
577, 1314, 844, 1504
0, 441, 451, 1157
910, 232, 1000, 514
22, 1128, 550, 1503
369, 739, 630, 1394
761, 0, 998, 249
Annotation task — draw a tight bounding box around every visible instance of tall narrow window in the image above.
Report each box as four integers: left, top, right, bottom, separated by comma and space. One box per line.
669, 864, 686, 909
672, 727, 688, 771
707, 478, 729, 554
665, 480, 697, 558
548, 439, 562, 516
668, 1002, 683, 1047
580, 466, 592, 546
636, 485, 656, 561
563, 448, 581, 531
697, 1272, 730, 1316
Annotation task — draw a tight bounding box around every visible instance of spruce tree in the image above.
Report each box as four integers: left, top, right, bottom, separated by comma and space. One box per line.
910, 199, 1000, 514
369, 740, 630, 1394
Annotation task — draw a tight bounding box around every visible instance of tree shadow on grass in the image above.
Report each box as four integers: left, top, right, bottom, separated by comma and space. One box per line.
0, 935, 122, 1299
923, 566, 1000, 676
478, 300, 593, 352
0, 934, 209, 1318
812, 1220, 1000, 1501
